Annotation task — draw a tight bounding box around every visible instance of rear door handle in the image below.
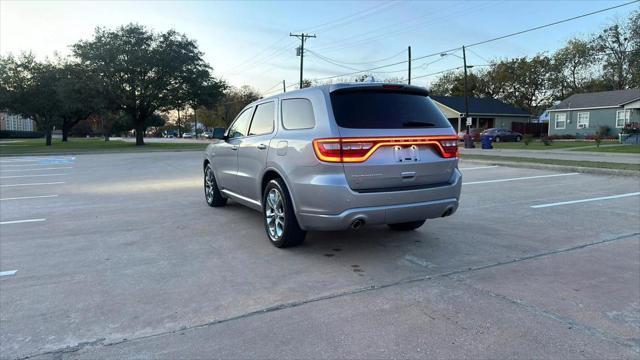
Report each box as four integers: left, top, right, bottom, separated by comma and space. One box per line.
257, 144, 267, 150
231, 145, 239, 151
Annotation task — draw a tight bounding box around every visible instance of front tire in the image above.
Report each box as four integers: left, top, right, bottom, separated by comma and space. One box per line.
204, 163, 227, 207
515, 135, 522, 142
388, 220, 426, 231
263, 179, 306, 248
494, 136, 502, 143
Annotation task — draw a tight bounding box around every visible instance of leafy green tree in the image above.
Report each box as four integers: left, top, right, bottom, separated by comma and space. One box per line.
72, 24, 225, 145
0, 54, 62, 146
551, 39, 597, 98
594, 16, 637, 90
57, 61, 105, 141
211, 85, 261, 127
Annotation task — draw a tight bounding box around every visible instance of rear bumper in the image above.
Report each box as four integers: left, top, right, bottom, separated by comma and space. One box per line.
294, 168, 461, 231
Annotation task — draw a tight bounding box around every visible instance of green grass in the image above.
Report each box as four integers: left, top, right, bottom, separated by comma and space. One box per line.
569, 144, 640, 154
0, 138, 207, 156
461, 154, 640, 172
487, 140, 599, 150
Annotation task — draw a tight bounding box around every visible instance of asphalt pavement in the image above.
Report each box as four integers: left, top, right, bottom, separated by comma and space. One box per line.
0, 151, 638, 359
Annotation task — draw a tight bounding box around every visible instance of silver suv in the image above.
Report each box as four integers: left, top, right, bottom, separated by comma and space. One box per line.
203, 83, 461, 247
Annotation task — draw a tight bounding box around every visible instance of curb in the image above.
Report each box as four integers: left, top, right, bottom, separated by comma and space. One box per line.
461, 159, 640, 177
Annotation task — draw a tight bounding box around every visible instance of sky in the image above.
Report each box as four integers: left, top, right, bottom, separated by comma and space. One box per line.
1, 0, 638, 96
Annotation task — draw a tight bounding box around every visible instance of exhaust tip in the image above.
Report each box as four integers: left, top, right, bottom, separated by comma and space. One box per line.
351, 218, 365, 230
441, 208, 454, 218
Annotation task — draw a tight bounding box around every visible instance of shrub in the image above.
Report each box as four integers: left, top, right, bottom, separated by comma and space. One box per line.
542, 136, 553, 146
597, 125, 611, 137
523, 134, 533, 145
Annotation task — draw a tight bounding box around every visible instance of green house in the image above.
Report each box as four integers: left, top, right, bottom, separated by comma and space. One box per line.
547, 89, 640, 137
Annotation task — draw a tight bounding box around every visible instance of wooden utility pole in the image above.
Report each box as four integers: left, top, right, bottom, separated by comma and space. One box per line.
290, 33, 316, 89
408, 46, 412, 84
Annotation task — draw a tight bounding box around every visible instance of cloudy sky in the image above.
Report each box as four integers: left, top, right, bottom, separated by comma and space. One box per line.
1, 0, 637, 95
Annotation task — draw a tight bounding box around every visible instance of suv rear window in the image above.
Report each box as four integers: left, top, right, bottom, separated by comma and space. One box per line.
330, 89, 451, 129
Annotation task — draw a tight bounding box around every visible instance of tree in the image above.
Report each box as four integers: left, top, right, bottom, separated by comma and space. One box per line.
594, 16, 636, 89
56, 61, 105, 141
72, 24, 225, 145
0, 54, 62, 146
210, 85, 261, 127
551, 39, 597, 98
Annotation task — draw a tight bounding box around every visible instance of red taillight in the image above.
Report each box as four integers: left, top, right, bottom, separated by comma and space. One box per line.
313, 136, 458, 163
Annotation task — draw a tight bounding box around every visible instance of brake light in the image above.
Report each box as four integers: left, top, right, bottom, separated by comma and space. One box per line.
313, 136, 458, 163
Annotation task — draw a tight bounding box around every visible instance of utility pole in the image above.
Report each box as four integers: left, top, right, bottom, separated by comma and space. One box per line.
407, 46, 412, 85
290, 33, 316, 89
193, 107, 197, 139
283, 80, 286, 93
462, 45, 475, 148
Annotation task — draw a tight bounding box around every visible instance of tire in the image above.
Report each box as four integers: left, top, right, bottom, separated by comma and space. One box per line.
204, 163, 227, 207
515, 135, 522, 142
388, 220, 426, 231
263, 179, 306, 248
494, 136, 501, 143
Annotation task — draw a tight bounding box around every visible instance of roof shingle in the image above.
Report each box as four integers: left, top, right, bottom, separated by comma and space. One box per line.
430, 96, 530, 116
551, 89, 640, 110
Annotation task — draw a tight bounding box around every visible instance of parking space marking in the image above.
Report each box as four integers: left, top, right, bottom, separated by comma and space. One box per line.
459, 165, 499, 171
0, 218, 46, 225
0, 195, 59, 201
0, 182, 65, 187
531, 192, 640, 209
463, 172, 580, 186
2, 167, 72, 172
0, 173, 66, 179
0, 270, 18, 277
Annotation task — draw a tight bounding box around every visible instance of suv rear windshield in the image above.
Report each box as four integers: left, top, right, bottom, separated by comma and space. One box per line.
330, 89, 451, 129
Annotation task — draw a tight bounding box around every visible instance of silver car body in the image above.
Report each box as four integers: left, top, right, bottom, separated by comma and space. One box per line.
203, 83, 462, 231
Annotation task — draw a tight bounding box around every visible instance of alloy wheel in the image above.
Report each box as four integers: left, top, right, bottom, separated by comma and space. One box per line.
265, 188, 285, 241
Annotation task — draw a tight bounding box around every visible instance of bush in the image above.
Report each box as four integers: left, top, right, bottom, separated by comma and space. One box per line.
542, 136, 553, 146
620, 122, 640, 135
597, 125, 611, 137
523, 134, 534, 145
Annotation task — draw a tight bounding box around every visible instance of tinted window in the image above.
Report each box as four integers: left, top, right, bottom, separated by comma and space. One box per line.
330, 90, 451, 129
249, 102, 275, 136
228, 107, 253, 138
282, 98, 315, 130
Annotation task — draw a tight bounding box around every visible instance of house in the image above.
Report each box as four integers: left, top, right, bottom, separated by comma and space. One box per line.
430, 96, 533, 133
0, 111, 36, 133
547, 89, 640, 137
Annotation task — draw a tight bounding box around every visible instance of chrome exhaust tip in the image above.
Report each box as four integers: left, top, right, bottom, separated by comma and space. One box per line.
351, 218, 365, 230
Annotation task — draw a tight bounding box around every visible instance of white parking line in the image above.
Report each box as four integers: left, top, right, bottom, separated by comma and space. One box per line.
2, 167, 72, 172
459, 165, 499, 171
531, 192, 640, 209
0, 270, 18, 277
463, 173, 580, 186
0, 182, 65, 187
0, 173, 66, 179
0, 195, 59, 201
0, 218, 46, 225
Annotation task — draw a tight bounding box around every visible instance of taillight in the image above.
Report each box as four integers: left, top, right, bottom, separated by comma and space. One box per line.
313, 136, 458, 163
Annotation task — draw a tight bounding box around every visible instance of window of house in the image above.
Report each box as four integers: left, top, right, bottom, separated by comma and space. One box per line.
281, 98, 315, 130
616, 110, 630, 128
577, 112, 589, 129
248, 102, 275, 136
555, 113, 566, 129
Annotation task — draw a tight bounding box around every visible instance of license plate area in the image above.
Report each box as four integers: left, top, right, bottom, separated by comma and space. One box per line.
393, 145, 420, 163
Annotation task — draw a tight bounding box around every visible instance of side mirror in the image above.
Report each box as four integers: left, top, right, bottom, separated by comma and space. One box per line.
212, 127, 226, 140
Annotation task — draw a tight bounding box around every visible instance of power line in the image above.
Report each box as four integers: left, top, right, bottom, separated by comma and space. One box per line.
308, 48, 407, 66
466, 0, 640, 48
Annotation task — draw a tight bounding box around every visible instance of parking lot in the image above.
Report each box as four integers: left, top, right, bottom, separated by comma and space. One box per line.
1, 151, 639, 359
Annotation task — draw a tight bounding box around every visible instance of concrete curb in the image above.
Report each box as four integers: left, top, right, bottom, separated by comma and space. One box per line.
461, 159, 640, 177
0, 148, 204, 157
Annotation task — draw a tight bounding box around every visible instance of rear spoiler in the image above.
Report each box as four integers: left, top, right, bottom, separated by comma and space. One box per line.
329, 84, 429, 97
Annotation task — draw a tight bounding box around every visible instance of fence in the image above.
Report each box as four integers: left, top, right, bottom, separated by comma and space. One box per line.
511, 122, 548, 137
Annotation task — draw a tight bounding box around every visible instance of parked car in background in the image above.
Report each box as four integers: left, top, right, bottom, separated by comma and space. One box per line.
182, 132, 193, 138
163, 130, 179, 138
481, 128, 522, 142
203, 83, 461, 248
457, 128, 484, 142
202, 131, 213, 139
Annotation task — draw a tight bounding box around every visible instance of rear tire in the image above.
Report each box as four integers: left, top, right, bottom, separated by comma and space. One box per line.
388, 220, 426, 231
263, 179, 306, 248
204, 163, 227, 207
494, 136, 502, 143
515, 135, 522, 142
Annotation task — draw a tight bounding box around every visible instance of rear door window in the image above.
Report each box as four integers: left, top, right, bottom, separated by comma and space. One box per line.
249, 102, 275, 136
282, 98, 315, 130
330, 89, 451, 129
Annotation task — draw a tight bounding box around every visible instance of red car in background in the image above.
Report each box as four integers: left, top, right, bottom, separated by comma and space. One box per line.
457, 128, 484, 142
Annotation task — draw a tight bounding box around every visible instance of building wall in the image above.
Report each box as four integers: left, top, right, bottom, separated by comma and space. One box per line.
0, 112, 36, 132
548, 107, 639, 136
